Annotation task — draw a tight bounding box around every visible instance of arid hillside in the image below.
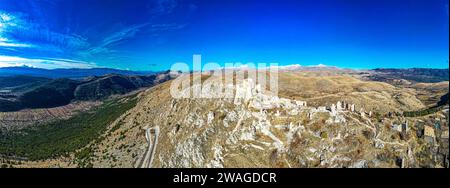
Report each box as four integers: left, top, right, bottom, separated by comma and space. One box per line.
278, 73, 425, 114
408, 82, 449, 107
77, 72, 446, 168
2, 71, 448, 168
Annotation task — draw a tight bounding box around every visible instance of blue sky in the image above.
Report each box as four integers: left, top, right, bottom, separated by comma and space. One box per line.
0, 0, 448, 70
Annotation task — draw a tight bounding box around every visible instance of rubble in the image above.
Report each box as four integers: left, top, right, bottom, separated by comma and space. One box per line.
206, 144, 224, 168
349, 160, 368, 168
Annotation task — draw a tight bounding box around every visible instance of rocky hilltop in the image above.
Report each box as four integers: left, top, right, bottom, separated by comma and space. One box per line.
2, 71, 447, 168
82, 72, 447, 168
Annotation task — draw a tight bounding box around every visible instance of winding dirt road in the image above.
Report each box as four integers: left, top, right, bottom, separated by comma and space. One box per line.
137, 126, 160, 168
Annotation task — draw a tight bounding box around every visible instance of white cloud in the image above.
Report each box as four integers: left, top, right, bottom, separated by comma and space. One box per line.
0, 55, 97, 69
83, 22, 186, 59
0, 13, 12, 22
0, 12, 18, 31
0, 38, 34, 48
101, 23, 150, 47
307, 64, 336, 68
270, 64, 302, 69
312, 64, 327, 67
0, 61, 32, 68
0, 11, 90, 52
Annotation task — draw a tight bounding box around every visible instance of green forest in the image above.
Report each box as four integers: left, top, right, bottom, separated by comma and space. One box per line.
0, 96, 137, 161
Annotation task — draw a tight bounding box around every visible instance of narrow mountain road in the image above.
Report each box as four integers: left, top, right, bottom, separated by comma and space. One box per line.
148, 126, 159, 168
137, 126, 160, 168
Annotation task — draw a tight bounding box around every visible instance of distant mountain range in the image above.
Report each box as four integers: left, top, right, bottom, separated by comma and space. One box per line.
0, 72, 173, 112
371, 68, 449, 83
0, 66, 155, 79
1, 66, 448, 112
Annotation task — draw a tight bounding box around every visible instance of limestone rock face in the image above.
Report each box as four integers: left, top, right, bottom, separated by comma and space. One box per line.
79, 74, 441, 168
337, 101, 343, 111
3, 69, 448, 169
349, 160, 368, 168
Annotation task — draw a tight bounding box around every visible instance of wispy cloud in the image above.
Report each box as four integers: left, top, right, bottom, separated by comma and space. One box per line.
1, 10, 170, 68
0, 55, 97, 69
150, 0, 178, 15
0, 37, 34, 48
0, 12, 29, 48
309, 64, 328, 67
0, 11, 90, 52
81, 23, 186, 58
150, 23, 187, 31
269, 64, 302, 69
101, 23, 150, 47
0, 11, 96, 68
0, 0, 193, 69
77, 23, 150, 59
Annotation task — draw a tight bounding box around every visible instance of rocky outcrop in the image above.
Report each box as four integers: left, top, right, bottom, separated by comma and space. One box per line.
86, 76, 424, 168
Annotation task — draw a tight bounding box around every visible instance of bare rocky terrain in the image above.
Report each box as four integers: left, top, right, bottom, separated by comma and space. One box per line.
1, 69, 448, 168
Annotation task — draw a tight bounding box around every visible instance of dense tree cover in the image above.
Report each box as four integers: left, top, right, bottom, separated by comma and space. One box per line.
403, 106, 445, 117
403, 93, 449, 117
0, 96, 138, 161
438, 93, 449, 106
74, 74, 159, 100
0, 74, 165, 112
0, 76, 50, 88
19, 79, 80, 109
0, 99, 22, 111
